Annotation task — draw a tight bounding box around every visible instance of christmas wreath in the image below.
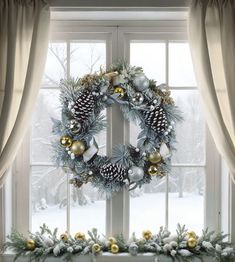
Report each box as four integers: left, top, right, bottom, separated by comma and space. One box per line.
52, 62, 182, 196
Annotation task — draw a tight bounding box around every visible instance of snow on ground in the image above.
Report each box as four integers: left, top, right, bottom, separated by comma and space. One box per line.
32, 193, 203, 236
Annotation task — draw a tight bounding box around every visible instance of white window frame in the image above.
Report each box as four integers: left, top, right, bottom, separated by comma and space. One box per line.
7, 19, 222, 242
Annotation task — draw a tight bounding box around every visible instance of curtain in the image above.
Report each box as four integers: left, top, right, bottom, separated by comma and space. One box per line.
188, 0, 235, 182
0, 0, 50, 186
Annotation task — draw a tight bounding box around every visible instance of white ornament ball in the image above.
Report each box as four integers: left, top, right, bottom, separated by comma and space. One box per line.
133, 74, 149, 91
128, 166, 144, 182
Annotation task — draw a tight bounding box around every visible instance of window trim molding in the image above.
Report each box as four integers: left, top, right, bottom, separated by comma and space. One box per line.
49, 0, 191, 9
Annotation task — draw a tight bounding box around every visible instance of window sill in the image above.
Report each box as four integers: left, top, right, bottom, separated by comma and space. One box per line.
1, 253, 216, 262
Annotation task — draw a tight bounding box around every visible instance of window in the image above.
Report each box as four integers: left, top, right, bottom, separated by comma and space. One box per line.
12, 21, 221, 239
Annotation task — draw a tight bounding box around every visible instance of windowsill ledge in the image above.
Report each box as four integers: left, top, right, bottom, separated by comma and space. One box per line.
1, 252, 216, 262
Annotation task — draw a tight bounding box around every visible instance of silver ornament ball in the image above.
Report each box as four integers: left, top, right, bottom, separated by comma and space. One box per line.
128, 166, 144, 182
131, 92, 144, 106
133, 74, 149, 91
69, 119, 82, 134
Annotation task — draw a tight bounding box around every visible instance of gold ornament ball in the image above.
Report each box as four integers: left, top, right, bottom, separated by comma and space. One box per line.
187, 237, 198, 248
114, 86, 125, 98
70, 140, 85, 156
148, 165, 158, 176
148, 151, 162, 164
92, 243, 101, 253
26, 239, 36, 250
74, 232, 85, 241
187, 231, 197, 239
111, 244, 119, 254
142, 230, 153, 240
60, 233, 68, 242
108, 237, 117, 246
60, 135, 72, 148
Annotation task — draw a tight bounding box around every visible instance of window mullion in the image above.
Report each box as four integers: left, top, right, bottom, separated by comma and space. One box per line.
66, 40, 71, 234
165, 41, 169, 229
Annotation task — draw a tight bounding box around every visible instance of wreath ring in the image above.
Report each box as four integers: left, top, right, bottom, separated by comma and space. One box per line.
52, 62, 182, 197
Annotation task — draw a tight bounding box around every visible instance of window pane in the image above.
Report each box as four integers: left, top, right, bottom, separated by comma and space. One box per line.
129, 121, 166, 235
130, 42, 166, 83
31, 41, 107, 234
31, 166, 67, 233
130, 179, 166, 236
129, 121, 141, 147
168, 167, 205, 233
31, 89, 61, 164
171, 90, 206, 165
169, 43, 196, 87
42, 43, 67, 86
70, 42, 106, 78
70, 184, 106, 235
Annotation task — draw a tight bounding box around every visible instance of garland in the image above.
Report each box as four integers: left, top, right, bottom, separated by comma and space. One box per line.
4, 224, 235, 261
52, 62, 182, 196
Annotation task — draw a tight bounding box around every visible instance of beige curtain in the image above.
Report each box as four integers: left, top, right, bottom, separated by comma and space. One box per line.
188, 0, 235, 182
0, 0, 50, 185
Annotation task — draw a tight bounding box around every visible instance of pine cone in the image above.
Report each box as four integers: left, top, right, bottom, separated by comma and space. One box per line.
70, 91, 94, 122
143, 106, 168, 134
100, 163, 126, 182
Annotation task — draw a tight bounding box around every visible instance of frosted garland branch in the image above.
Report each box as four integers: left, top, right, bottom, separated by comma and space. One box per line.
4, 224, 235, 261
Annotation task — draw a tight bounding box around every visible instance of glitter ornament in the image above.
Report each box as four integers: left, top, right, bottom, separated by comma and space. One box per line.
26, 239, 36, 250
74, 232, 85, 241
60, 233, 68, 242
148, 165, 158, 176
60, 135, 72, 148
131, 92, 144, 106
187, 237, 198, 248
114, 86, 125, 98
69, 119, 82, 134
111, 244, 119, 254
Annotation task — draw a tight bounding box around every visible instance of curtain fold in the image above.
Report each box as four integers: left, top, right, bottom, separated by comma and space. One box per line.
0, 0, 50, 185
188, 0, 235, 183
